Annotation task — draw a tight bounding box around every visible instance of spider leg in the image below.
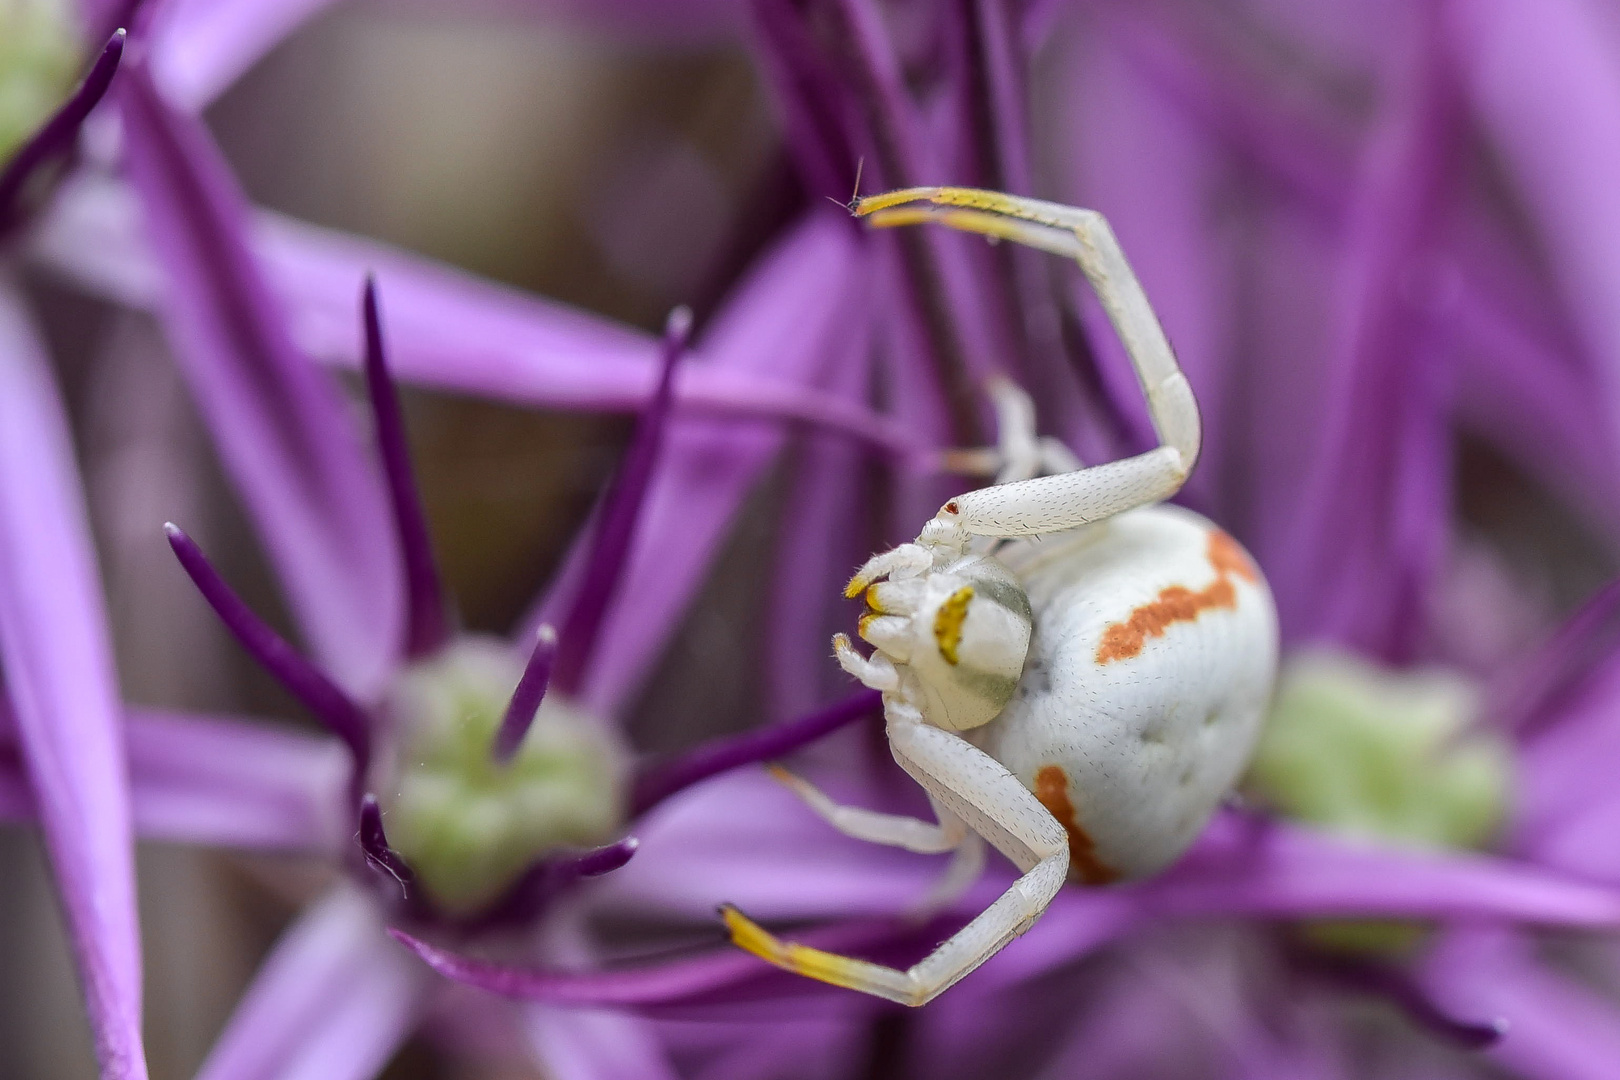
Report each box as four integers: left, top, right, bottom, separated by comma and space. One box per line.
723, 719, 1068, 1006
860, 188, 1199, 539
910, 830, 986, 920
766, 764, 965, 854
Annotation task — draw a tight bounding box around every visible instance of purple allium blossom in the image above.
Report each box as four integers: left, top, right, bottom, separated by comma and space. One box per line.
9, 0, 1620, 1077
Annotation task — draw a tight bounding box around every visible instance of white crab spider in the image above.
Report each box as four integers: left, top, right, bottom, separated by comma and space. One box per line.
721, 187, 1279, 1006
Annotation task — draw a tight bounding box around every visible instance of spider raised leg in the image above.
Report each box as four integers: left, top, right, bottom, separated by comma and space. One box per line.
723, 188, 1277, 1006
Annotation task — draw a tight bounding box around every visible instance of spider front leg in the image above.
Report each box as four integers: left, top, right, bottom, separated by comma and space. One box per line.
861, 187, 1201, 540
723, 717, 1069, 1006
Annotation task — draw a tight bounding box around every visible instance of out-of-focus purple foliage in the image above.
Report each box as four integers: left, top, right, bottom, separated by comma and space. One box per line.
7, 0, 1620, 1078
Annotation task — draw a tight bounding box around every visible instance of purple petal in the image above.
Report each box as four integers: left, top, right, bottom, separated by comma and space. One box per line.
629, 689, 880, 815
1451, 0, 1620, 450
196, 885, 433, 1080
0, 29, 124, 237
256, 206, 914, 443
164, 523, 371, 786
148, 0, 342, 110
493, 625, 558, 763
117, 61, 403, 695
363, 278, 448, 659
1139, 811, 1620, 928
552, 309, 691, 696
1495, 577, 1620, 738
0, 283, 145, 1078
125, 708, 347, 851
359, 794, 416, 897
525, 1005, 680, 1080
29, 182, 927, 458
1059, 26, 1230, 508
1271, 10, 1459, 654
1424, 927, 1620, 1080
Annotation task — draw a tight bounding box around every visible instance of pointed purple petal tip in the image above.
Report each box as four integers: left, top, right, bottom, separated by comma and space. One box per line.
165, 521, 372, 788
493, 624, 558, 763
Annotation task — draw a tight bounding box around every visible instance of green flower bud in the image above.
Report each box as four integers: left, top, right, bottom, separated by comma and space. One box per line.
379, 637, 626, 918
1247, 650, 1510, 851
1247, 649, 1514, 956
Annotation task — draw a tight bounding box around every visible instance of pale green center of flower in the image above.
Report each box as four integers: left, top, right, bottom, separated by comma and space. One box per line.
379, 637, 626, 918
0, 0, 80, 165
1247, 649, 1511, 851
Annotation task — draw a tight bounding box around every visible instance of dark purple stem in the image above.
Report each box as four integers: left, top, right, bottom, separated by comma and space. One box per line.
165, 523, 371, 788
631, 689, 881, 815
0, 29, 125, 236
493, 625, 558, 763
552, 307, 691, 696
359, 794, 415, 897
362, 278, 449, 659
1287, 942, 1505, 1051
463, 837, 639, 930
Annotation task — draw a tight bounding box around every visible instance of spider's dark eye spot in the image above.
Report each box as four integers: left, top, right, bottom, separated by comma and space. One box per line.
944, 500, 960, 515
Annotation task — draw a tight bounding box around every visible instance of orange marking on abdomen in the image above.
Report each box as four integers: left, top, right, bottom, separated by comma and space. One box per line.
1034, 765, 1119, 885
1094, 529, 1255, 664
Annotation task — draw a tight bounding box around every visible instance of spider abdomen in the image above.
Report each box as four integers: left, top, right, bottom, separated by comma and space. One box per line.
977, 504, 1278, 882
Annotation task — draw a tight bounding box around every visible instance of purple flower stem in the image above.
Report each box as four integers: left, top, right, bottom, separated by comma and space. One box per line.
630, 688, 881, 816
459, 837, 640, 931
0, 29, 125, 237
390, 913, 932, 1006
551, 307, 691, 696
358, 794, 415, 898
164, 523, 371, 793
825, 0, 988, 443
492, 624, 557, 763
1285, 940, 1506, 1051
362, 278, 449, 659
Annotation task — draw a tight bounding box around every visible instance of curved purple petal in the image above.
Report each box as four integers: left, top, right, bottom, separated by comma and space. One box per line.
28, 179, 927, 458
164, 524, 372, 785
117, 61, 402, 695
196, 885, 433, 1080
0, 282, 146, 1078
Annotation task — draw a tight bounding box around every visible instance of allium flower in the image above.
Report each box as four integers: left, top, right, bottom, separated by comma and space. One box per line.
10, 0, 1620, 1076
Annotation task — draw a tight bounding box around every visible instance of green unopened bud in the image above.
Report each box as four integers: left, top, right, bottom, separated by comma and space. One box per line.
1247, 650, 1513, 956
380, 637, 626, 918
1247, 650, 1511, 850
1, 1, 80, 164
